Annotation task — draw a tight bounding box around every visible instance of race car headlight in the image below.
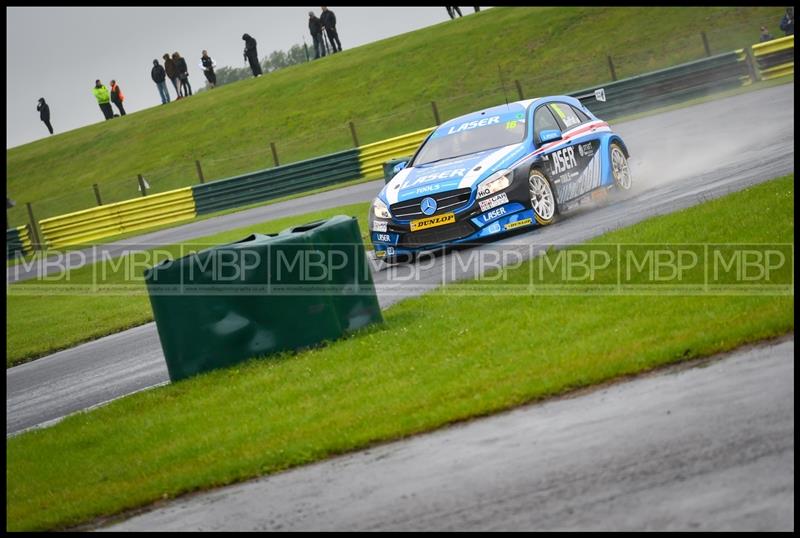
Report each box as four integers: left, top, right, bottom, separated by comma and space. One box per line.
477, 169, 512, 199
372, 197, 391, 219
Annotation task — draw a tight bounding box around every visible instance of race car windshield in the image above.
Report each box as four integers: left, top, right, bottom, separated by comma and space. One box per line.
414, 112, 527, 166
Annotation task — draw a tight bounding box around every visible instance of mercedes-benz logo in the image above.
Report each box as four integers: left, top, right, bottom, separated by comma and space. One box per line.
420, 197, 438, 216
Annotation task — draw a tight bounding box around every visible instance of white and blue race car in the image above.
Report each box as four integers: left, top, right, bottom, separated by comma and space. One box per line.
369, 94, 632, 260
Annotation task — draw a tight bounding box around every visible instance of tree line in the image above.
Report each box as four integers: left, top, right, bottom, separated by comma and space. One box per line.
198, 43, 309, 91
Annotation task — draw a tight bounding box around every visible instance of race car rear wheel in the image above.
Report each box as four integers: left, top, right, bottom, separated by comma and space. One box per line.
610, 143, 632, 190
529, 169, 557, 225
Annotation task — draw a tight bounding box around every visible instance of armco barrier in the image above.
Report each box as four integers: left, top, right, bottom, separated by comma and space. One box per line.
568, 50, 751, 120
39, 187, 196, 249
752, 35, 794, 80
6, 225, 31, 259
358, 127, 435, 180
144, 215, 382, 382
191, 148, 360, 215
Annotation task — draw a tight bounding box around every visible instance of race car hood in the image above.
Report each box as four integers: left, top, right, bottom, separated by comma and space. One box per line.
381, 142, 527, 205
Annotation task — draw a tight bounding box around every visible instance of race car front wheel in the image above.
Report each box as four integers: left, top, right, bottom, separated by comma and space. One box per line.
529, 169, 557, 225
610, 143, 632, 190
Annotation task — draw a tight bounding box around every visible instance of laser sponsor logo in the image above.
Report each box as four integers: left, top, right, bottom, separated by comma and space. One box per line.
478, 192, 509, 212
410, 212, 455, 231
376, 233, 391, 242
372, 221, 387, 232
484, 206, 507, 221
504, 218, 532, 230
551, 146, 577, 174
403, 168, 466, 188
446, 115, 500, 135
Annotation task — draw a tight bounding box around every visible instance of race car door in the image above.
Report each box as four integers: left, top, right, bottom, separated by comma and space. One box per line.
534, 102, 603, 204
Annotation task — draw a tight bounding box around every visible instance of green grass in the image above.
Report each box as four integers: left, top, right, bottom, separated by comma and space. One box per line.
6, 202, 371, 367
6, 175, 793, 531
6, 6, 781, 227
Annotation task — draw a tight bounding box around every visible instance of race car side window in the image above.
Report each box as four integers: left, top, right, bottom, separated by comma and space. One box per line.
570, 105, 591, 124
548, 102, 583, 130
534, 105, 561, 145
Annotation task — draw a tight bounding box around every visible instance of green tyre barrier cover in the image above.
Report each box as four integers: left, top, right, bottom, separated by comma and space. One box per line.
144, 215, 382, 382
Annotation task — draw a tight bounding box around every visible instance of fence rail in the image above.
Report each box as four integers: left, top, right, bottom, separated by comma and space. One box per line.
752, 35, 794, 80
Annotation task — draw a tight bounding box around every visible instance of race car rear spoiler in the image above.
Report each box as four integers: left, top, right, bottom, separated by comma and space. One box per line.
574, 88, 606, 103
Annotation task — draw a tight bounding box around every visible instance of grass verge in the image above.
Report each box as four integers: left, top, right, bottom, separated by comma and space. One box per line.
6, 175, 793, 531
6, 202, 371, 367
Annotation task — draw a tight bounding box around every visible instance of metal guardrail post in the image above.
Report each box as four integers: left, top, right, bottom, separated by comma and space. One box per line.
26, 202, 42, 251
607, 55, 618, 81
137, 174, 148, 197
431, 101, 441, 125
349, 121, 360, 147
701, 31, 711, 57
93, 183, 103, 205
743, 46, 760, 82
514, 79, 524, 100
195, 160, 205, 184
270, 142, 280, 167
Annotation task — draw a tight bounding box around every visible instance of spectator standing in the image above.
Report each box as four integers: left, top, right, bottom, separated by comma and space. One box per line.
320, 7, 342, 53
242, 33, 262, 77
163, 53, 181, 98
93, 80, 114, 120
151, 59, 171, 104
308, 11, 326, 59
173, 52, 192, 97
199, 50, 217, 88
109, 80, 126, 116
446, 6, 463, 19
37, 97, 53, 135
779, 7, 794, 36
759, 26, 774, 42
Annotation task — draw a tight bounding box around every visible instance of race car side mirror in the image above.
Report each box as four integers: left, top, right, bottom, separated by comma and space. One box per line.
539, 129, 563, 144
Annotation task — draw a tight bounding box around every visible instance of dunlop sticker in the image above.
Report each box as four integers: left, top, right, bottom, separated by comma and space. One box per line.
504, 218, 532, 230
410, 213, 455, 231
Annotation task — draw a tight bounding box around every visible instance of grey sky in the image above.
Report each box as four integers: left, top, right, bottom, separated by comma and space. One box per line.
6, 7, 485, 149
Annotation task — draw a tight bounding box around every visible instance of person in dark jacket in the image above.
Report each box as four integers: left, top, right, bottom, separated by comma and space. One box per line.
163, 53, 181, 98
199, 50, 217, 88
173, 52, 192, 97
151, 59, 170, 104
759, 26, 774, 42
109, 80, 126, 116
37, 97, 53, 134
320, 7, 342, 53
779, 7, 794, 36
308, 11, 326, 59
242, 33, 262, 77
446, 6, 463, 19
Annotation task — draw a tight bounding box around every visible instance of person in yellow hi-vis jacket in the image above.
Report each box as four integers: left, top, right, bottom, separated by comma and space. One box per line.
93, 80, 113, 120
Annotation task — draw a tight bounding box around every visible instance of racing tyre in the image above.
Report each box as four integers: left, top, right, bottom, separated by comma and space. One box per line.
529, 168, 558, 225
610, 142, 632, 191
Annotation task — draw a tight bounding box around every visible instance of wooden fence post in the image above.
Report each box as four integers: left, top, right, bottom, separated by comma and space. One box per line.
137, 174, 148, 197
270, 142, 280, 167
26, 202, 42, 251
195, 160, 205, 184
349, 121, 360, 147
514, 79, 524, 100
701, 31, 711, 57
431, 101, 441, 125
607, 55, 618, 81
93, 183, 103, 205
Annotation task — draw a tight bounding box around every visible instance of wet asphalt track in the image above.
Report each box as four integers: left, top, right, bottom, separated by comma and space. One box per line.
105, 336, 794, 531
6, 83, 794, 437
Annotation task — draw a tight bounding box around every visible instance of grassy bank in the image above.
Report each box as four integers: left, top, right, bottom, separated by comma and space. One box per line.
6, 202, 371, 367
6, 175, 793, 531
6, 6, 781, 226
